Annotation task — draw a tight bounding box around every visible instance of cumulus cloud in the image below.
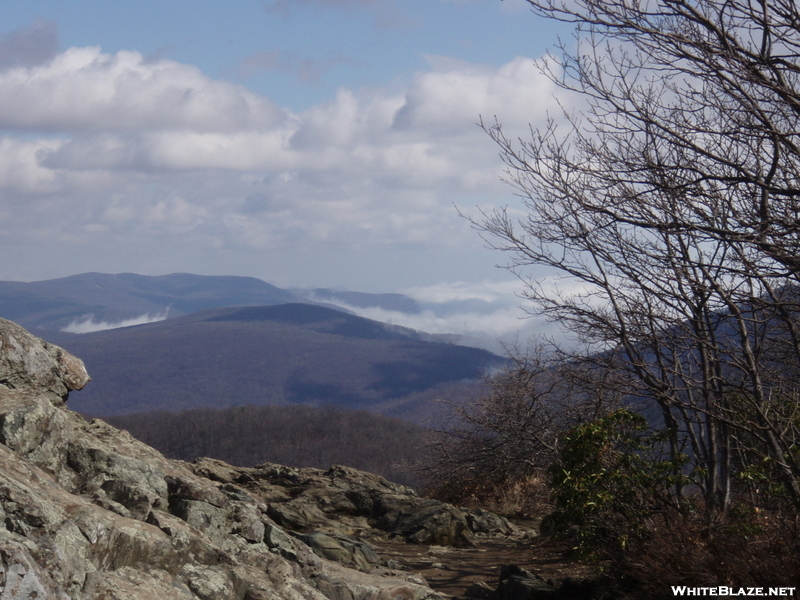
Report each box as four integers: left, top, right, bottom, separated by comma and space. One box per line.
0, 43, 569, 303
0, 137, 64, 194
393, 55, 561, 134
0, 46, 557, 179
0, 47, 286, 132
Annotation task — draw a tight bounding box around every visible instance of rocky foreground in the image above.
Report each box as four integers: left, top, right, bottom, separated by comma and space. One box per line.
1, 317, 577, 600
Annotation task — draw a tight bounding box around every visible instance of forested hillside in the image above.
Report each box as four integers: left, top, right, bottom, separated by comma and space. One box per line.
47, 303, 500, 419
103, 404, 429, 487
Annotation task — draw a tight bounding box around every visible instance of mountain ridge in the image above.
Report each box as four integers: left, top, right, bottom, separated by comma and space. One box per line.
0, 272, 302, 331
0, 273, 501, 422
40, 303, 502, 419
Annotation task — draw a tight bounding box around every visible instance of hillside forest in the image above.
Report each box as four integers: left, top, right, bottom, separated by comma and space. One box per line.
103, 405, 429, 488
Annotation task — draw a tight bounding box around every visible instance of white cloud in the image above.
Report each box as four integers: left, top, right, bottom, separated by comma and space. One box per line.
0, 45, 571, 294
0, 137, 63, 193
0, 47, 558, 177
0, 47, 286, 133
402, 279, 524, 304
305, 278, 567, 353
347, 303, 535, 346
61, 312, 169, 334
392, 55, 561, 134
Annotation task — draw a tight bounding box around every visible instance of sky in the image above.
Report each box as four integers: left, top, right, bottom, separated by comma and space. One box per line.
0, 0, 575, 346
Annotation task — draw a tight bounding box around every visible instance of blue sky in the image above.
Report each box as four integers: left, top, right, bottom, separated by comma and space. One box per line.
0, 0, 574, 344
1, 1, 565, 108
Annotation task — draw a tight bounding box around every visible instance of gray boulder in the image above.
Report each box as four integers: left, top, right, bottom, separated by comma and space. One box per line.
0, 317, 89, 405
374, 495, 476, 547
466, 508, 519, 537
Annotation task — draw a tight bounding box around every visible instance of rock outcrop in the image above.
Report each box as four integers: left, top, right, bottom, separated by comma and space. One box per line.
194, 459, 516, 550
0, 317, 90, 405
0, 318, 447, 599
0, 318, 528, 600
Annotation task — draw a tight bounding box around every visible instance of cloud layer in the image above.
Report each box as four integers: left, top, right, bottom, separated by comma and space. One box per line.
301, 279, 570, 353
0, 39, 564, 300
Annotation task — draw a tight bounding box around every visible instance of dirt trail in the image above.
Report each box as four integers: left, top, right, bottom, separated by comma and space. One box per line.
371, 529, 595, 598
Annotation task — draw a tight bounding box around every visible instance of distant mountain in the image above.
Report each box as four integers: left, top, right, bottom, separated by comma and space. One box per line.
0, 272, 439, 334
0, 272, 301, 330
43, 303, 503, 419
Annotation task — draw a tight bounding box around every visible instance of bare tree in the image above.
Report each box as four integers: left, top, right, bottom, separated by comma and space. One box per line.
476, 0, 800, 509
425, 344, 622, 507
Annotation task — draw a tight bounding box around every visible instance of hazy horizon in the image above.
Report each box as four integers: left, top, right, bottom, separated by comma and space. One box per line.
12, 270, 545, 354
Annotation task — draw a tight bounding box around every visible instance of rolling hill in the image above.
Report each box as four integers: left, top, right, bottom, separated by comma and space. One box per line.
0, 272, 439, 333
43, 303, 502, 420
0, 272, 302, 330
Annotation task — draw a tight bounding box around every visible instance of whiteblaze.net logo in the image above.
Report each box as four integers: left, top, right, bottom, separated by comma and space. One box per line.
672, 587, 796, 597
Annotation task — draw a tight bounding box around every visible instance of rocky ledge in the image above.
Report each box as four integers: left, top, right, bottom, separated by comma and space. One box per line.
0, 318, 525, 600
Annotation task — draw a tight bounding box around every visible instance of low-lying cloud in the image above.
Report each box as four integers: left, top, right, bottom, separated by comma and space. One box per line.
304, 279, 564, 353
342, 303, 541, 353
61, 312, 169, 334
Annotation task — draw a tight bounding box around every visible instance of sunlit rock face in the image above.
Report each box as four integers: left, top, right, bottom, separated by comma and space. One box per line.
0, 317, 90, 405
0, 318, 447, 600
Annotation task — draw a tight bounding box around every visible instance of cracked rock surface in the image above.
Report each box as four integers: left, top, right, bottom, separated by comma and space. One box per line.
0, 318, 449, 600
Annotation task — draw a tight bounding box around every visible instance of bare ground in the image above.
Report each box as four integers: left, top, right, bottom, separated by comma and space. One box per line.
370, 524, 596, 599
